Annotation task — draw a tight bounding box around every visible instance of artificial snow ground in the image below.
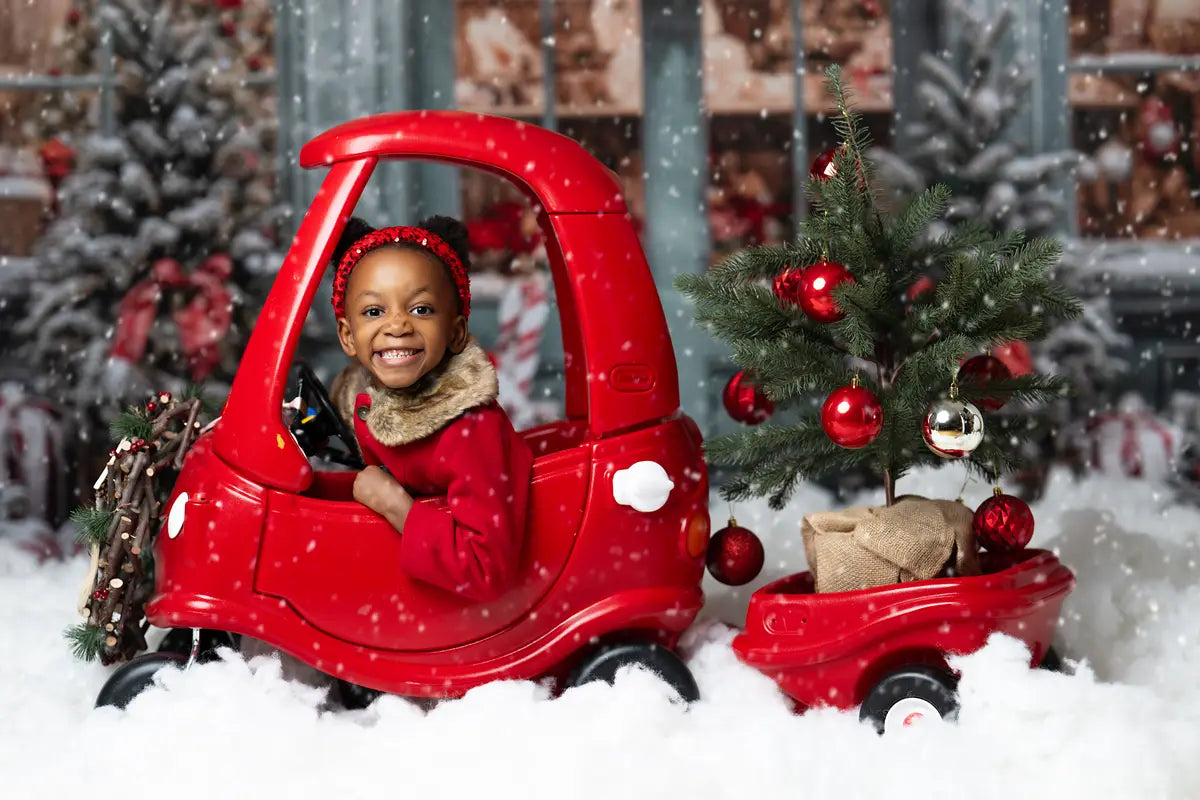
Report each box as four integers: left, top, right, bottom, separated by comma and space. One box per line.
3, 466, 1198, 799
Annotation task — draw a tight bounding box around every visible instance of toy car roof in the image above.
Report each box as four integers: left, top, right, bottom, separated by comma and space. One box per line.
299, 111, 627, 214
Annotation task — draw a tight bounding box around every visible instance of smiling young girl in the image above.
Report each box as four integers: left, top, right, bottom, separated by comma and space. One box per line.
328, 215, 533, 601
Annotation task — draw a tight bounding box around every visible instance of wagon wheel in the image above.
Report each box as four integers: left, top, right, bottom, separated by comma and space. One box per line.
566, 637, 699, 703
859, 664, 959, 734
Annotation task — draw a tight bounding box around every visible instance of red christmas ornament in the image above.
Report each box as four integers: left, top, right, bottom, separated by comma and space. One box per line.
956, 354, 1013, 411
723, 371, 774, 425
798, 261, 854, 323
67, 8, 81, 25
906, 275, 936, 304
992, 341, 1033, 377
158, 392, 173, 404
772, 266, 805, 307
220, 18, 237, 37
973, 489, 1035, 552
706, 519, 764, 586
146, 400, 158, 413
39, 138, 76, 181
247, 55, 263, 72
810, 148, 839, 181
1140, 96, 1179, 159
821, 380, 884, 449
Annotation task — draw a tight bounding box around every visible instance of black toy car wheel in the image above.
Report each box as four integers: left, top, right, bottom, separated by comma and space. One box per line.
567, 638, 700, 703
157, 628, 240, 664
859, 664, 959, 734
335, 679, 384, 710
96, 652, 187, 709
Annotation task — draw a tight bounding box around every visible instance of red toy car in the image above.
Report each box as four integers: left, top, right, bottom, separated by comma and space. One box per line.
97, 111, 711, 708
733, 548, 1075, 732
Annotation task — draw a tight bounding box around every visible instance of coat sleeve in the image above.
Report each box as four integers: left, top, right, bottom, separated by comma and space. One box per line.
398, 407, 533, 600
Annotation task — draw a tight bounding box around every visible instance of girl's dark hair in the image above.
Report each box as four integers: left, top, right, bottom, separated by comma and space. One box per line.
331, 214, 472, 313
331, 216, 376, 266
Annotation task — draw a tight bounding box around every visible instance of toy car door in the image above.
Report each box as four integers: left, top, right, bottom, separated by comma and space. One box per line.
254, 440, 587, 650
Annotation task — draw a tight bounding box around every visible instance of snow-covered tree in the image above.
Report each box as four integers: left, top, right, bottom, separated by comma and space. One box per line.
10, 0, 283, 453
870, 0, 1078, 238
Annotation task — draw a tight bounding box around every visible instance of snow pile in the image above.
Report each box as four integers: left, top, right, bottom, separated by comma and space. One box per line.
2, 467, 1199, 799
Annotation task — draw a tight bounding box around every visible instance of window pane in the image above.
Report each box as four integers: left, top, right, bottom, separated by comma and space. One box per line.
1072, 71, 1200, 239
456, 0, 546, 116
1070, 0, 1200, 59
554, 0, 641, 115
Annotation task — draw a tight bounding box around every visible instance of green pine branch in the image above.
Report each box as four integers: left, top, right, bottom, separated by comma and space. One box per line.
64, 623, 105, 662
110, 407, 154, 442
70, 507, 114, 548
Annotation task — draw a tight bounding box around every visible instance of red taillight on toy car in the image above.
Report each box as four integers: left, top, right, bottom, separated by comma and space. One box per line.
683, 509, 710, 559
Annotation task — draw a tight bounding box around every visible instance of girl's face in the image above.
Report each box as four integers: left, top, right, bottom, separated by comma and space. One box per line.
336, 247, 468, 390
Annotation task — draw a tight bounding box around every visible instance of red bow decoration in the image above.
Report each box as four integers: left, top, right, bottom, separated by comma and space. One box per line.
110, 254, 234, 382
466, 201, 542, 255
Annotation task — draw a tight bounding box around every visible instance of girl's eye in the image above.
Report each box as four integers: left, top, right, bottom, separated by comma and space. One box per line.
412, 305, 435, 316
363, 307, 384, 318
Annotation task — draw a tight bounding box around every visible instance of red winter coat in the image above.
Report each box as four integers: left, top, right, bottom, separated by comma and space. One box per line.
333, 342, 533, 601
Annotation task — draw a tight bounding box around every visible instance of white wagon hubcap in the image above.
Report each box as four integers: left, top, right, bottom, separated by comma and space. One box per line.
884, 697, 942, 733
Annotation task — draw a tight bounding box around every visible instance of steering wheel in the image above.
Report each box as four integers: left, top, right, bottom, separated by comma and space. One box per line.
290, 363, 365, 470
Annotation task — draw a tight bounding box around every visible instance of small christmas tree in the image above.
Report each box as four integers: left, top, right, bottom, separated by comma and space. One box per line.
678, 66, 1081, 515
11, 0, 283, 453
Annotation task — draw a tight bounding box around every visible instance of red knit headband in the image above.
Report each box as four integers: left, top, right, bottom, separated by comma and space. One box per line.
331, 225, 471, 319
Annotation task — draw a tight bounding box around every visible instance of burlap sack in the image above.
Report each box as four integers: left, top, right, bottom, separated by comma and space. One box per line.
801, 495, 979, 593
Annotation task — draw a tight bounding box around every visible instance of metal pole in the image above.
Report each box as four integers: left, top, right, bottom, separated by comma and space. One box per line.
540, 0, 556, 131
643, 0, 710, 427
790, 0, 807, 228
98, 0, 116, 135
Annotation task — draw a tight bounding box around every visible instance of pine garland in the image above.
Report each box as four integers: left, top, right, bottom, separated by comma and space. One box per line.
677, 66, 1082, 510
65, 392, 208, 664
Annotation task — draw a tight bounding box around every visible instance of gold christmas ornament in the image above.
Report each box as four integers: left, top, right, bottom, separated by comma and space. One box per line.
922, 385, 984, 459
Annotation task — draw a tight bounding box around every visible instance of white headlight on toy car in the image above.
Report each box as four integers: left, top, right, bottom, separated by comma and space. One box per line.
167, 492, 189, 539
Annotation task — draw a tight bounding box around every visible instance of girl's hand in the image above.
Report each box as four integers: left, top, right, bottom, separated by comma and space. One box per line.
353, 466, 414, 530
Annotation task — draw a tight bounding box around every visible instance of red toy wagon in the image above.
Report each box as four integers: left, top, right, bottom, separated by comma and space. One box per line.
733, 548, 1075, 732
97, 111, 711, 708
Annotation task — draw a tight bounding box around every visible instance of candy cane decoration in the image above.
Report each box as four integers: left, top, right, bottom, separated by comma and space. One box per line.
494, 272, 550, 429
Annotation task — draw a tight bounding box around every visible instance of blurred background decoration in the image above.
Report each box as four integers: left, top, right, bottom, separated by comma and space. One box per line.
0, 0, 1198, 537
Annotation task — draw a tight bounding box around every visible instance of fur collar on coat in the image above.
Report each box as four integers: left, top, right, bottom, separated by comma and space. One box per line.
330, 339, 499, 447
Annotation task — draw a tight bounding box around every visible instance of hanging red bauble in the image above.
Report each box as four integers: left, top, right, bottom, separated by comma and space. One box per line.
956, 354, 1013, 411
821, 381, 884, 448
906, 275, 936, 304
39, 138, 76, 181
772, 266, 805, 307
973, 489, 1035, 552
706, 519, 765, 586
1140, 96, 1179, 159
247, 55, 264, 72
809, 148, 839, 181
798, 261, 854, 323
67, 8, 81, 25
723, 371, 774, 425
220, 18, 237, 37
992, 341, 1033, 377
